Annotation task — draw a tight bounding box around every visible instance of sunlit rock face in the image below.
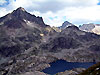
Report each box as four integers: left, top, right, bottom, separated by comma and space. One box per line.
92, 26, 100, 34
79, 23, 100, 35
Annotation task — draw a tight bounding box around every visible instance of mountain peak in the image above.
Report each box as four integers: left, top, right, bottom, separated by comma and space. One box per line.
11, 7, 28, 19
16, 7, 26, 11
0, 7, 46, 28
12, 7, 26, 15
59, 21, 74, 29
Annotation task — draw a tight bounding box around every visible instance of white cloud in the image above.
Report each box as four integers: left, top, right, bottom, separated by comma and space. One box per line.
0, 0, 7, 5
0, 0, 100, 27
0, 7, 11, 17
59, 0, 98, 6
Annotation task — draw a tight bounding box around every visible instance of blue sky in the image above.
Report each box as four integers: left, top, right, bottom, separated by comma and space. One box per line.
0, 0, 100, 27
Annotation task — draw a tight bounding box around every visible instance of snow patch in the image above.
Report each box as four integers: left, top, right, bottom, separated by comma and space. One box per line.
92, 26, 100, 34
95, 68, 99, 70
0, 22, 4, 25
23, 19, 35, 27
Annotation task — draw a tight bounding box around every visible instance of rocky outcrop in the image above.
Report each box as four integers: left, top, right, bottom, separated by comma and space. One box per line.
20, 71, 48, 75
55, 68, 86, 75
0, 52, 57, 75
79, 62, 100, 75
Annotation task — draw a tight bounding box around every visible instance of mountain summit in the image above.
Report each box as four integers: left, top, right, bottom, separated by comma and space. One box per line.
15, 7, 26, 11
0, 7, 46, 28
59, 21, 74, 29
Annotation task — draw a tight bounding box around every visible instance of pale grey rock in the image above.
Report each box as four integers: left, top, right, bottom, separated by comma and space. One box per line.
56, 68, 86, 75
79, 23, 100, 34
20, 71, 48, 75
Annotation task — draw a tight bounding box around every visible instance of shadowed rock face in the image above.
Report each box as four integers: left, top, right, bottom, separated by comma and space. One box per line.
40, 36, 81, 52
4, 19, 25, 28
89, 45, 100, 52
12, 7, 45, 27
59, 21, 74, 29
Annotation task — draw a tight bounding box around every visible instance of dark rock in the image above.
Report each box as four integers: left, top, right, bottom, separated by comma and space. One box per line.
79, 62, 100, 75
89, 45, 100, 52
59, 21, 74, 29
0, 7, 46, 29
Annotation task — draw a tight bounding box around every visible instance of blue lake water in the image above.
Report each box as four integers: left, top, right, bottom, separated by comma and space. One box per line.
42, 60, 95, 75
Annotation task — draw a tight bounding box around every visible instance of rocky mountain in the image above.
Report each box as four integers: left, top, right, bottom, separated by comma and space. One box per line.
0, 7, 100, 75
40, 26, 100, 62
79, 23, 100, 35
59, 21, 74, 29
0, 7, 41, 57
0, 7, 58, 75
55, 68, 86, 75
0, 7, 46, 28
0, 7, 57, 57
79, 62, 100, 75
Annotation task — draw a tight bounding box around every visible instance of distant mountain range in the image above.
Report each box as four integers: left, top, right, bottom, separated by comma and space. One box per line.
59, 21, 74, 29
59, 22, 100, 35
79, 23, 100, 35
0, 7, 100, 75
